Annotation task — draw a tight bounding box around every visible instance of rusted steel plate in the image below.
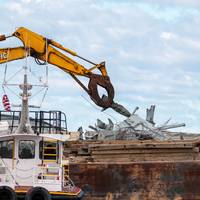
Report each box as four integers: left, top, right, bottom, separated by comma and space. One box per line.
69, 162, 200, 200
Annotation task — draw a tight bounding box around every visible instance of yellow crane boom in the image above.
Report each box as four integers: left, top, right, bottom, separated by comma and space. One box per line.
0, 27, 114, 108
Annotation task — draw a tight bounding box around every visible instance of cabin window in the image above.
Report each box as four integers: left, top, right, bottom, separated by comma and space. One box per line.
19, 140, 35, 159
0, 140, 14, 159
39, 141, 59, 160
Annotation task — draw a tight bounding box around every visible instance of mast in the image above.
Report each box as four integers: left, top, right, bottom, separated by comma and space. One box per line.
15, 65, 34, 134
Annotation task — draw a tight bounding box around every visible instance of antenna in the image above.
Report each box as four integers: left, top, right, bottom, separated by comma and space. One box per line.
15, 64, 33, 134
2, 48, 49, 133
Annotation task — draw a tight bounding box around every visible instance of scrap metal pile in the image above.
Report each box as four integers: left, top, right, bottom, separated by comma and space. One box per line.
79, 105, 186, 141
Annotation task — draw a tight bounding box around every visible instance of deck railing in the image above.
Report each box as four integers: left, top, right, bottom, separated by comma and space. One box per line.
0, 110, 68, 134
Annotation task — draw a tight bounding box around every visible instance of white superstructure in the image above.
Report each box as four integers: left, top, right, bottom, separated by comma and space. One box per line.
0, 65, 83, 200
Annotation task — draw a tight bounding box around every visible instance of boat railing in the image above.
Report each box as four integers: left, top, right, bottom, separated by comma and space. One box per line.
0, 110, 68, 134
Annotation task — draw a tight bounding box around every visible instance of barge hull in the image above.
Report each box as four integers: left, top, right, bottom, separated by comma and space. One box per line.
70, 161, 200, 200
66, 140, 200, 200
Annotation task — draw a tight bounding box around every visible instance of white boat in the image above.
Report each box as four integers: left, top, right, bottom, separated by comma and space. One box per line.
0, 68, 84, 200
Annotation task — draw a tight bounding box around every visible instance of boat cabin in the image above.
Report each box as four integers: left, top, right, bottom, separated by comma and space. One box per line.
0, 132, 84, 200
0, 61, 84, 199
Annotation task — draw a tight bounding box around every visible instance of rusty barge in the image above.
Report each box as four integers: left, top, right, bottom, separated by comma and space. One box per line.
59, 106, 200, 200
65, 139, 200, 200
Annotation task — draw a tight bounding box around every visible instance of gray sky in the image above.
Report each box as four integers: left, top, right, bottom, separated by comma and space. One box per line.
1, 0, 200, 132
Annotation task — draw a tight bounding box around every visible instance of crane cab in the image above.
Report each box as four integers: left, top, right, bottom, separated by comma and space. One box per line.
0, 132, 84, 200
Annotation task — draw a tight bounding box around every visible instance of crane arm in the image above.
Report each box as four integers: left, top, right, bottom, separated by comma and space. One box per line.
0, 27, 114, 108
0, 47, 26, 63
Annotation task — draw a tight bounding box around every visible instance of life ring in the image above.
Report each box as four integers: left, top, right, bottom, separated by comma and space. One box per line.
2, 94, 11, 111
25, 187, 51, 200
0, 186, 17, 200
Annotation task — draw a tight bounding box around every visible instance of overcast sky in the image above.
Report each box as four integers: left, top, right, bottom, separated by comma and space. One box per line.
1, 0, 200, 132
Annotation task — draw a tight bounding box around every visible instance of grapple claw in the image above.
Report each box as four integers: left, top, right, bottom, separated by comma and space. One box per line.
88, 74, 114, 108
